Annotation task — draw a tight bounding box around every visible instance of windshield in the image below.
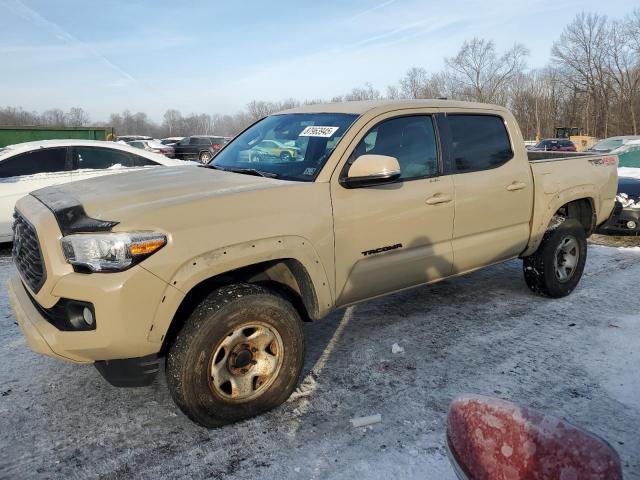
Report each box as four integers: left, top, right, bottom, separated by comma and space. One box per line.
617, 145, 640, 168
593, 138, 625, 151
211, 113, 358, 181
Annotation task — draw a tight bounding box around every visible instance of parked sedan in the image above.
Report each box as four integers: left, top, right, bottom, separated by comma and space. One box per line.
247, 139, 302, 162
128, 139, 175, 157
0, 140, 188, 242
173, 136, 229, 163
529, 138, 577, 152
596, 140, 640, 235
587, 135, 640, 154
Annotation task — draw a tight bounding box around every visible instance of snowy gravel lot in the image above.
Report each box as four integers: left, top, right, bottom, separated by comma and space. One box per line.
1, 239, 639, 479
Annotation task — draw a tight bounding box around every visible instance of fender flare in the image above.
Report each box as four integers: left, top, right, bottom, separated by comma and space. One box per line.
146, 235, 333, 344
522, 185, 595, 257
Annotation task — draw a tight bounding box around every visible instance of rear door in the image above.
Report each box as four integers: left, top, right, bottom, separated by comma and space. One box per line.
331, 111, 455, 306
0, 147, 70, 240
440, 112, 533, 273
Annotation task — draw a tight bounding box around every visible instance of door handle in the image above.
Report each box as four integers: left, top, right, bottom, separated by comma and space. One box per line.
426, 194, 452, 205
506, 182, 526, 191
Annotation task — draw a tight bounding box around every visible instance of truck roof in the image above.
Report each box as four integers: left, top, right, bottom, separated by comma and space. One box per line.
279, 99, 507, 115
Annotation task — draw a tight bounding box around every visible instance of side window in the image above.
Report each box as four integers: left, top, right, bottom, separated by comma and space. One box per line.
351, 116, 438, 180
448, 115, 513, 173
178, 137, 190, 146
131, 154, 157, 167
74, 147, 133, 170
0, 148, 67, 178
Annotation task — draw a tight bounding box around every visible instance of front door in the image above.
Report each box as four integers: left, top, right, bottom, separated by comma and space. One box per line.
331, 112, 455, 306
173, 137, 192, 160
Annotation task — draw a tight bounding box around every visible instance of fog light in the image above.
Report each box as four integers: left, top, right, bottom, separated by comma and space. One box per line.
627, 220, 637, 230
82, 307, 95, 326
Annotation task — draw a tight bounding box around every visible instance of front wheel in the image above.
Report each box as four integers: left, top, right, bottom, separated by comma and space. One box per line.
280, 151, 292, 162
166, 284, 305, 428
523, 218, 587, 298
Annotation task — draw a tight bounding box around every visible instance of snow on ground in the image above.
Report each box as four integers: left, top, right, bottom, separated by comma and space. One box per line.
0, 241, 639, 479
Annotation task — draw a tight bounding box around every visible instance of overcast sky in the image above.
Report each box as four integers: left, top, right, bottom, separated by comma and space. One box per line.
1, 0, 637, 121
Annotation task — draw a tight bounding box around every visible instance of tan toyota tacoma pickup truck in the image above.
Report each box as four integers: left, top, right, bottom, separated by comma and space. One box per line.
7, 100, 618, 427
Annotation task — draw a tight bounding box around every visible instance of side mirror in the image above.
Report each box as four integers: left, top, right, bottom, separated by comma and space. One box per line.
340, 154, 401, 189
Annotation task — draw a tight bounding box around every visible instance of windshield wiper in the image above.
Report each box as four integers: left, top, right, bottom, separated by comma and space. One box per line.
199, 164, 279, 178
223, 167, 279, 178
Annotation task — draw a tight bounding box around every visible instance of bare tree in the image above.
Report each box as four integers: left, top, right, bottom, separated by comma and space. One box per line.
445, 38, 529, 104
551, 13, 612, 136
66, 107, 89, 127
163, 109, 183, 136
399, 67, 429, 98
386, 85, 401, 99
41, 109, 67, 126
609, 19, 640, 134
343, 83, 381, 101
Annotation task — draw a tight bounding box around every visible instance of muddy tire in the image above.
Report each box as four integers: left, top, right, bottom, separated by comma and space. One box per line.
523, 218, 587, 298
166, 283, 304, 427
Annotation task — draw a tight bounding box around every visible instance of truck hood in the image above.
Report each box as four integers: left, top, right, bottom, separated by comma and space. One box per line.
30, 165, 291, 224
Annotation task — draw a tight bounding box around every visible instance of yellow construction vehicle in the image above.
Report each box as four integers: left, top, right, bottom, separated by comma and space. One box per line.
554, 127, 598, 152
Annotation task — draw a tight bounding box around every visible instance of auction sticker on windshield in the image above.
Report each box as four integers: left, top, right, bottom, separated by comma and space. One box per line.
299, 126, 339, 137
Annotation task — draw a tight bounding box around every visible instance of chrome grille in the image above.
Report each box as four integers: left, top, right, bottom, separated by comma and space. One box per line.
12, 210, 46, 293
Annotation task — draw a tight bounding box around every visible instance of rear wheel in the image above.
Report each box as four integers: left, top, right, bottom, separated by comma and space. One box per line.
166, 284, 305, 427
199, 151, 212, 163
523, 218, 587, 298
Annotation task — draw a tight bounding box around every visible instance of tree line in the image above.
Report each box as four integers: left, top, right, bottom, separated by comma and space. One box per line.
1, 10, 638, 141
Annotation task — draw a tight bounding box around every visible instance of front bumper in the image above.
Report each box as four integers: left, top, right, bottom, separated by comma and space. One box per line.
8, 265, 169, 363
7, 275, 72, 362
595, 202, 640, 236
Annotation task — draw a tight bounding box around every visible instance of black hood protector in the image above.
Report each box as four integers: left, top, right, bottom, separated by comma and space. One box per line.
30, 186, 119, 235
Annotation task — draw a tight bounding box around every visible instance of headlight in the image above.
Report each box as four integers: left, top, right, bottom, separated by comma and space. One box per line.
61, 232, 167, 272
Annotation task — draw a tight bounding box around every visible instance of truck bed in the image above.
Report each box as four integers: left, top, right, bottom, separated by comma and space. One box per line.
523, 150, 619, 256
527, 150, 597, 162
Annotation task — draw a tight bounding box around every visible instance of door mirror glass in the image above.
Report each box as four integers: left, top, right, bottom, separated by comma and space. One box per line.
341, 154, 401, 188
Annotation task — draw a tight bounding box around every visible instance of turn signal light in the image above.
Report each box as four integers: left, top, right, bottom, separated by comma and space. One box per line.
129, 238, 167, 256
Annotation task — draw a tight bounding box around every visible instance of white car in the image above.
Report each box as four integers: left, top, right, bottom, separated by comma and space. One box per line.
0, 139, 189, 242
